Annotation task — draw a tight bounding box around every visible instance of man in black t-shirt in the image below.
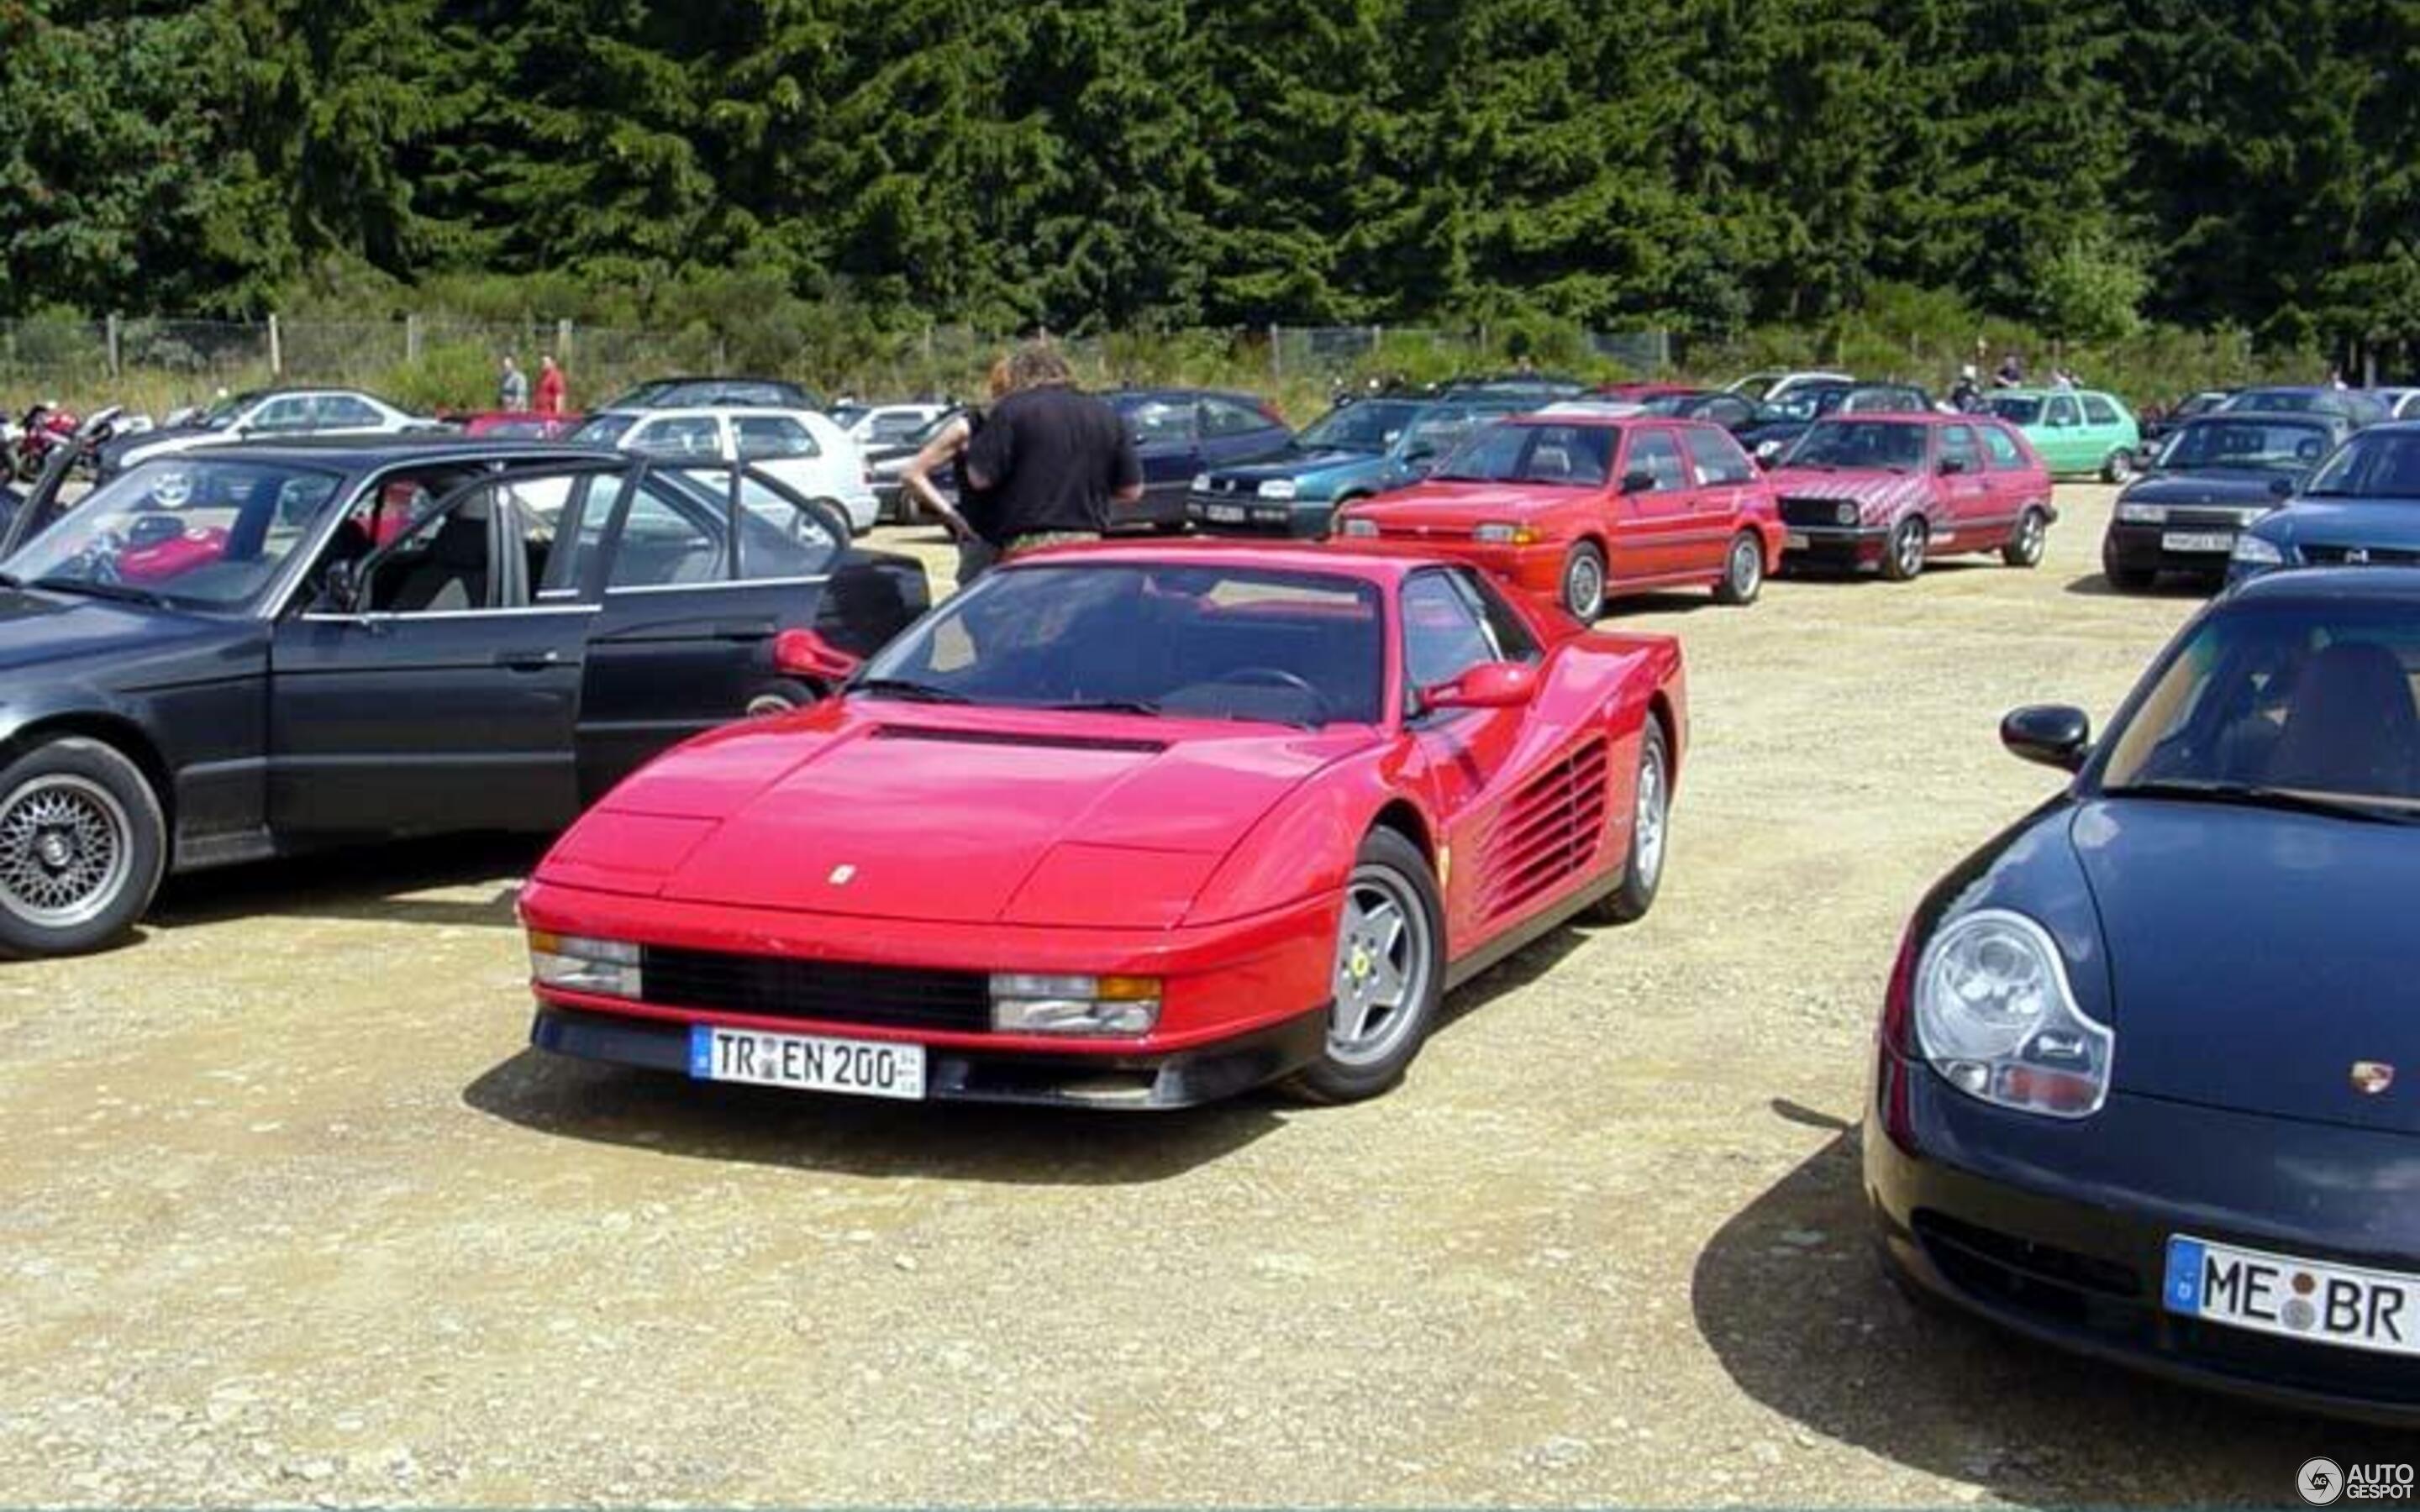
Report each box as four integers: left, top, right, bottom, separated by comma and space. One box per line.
964, 343, 1144, 559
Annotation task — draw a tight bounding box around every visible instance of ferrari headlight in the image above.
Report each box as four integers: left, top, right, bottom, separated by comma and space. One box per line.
1190, 473, 1213, 493
529, 931, 643, 998
1257, 480, 1299, 501
2231, 533, 2286, 565
2116, 501, 2166, 524
1339, 517, 1379, 538
990, 974, 1161, 1036
1474, 522, 1537, 545
1834, 501, 1859, 526
1913, 910, 2110, 1119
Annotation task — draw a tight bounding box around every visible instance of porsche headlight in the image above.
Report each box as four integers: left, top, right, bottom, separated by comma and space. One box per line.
990, 974, 1161, 1036
1913, 910, 2110, 1118
1257, 480, 1299, 501
2231, 533, 2285, 565
1339, 517, 1379, 538
529, 931, 643, 998
1474, 522, 1537, 545
2117, 501, 2166, 524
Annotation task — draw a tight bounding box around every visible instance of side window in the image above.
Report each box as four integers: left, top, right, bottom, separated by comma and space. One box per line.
364, 497, 497, 614
252, 397, 311, 432
1623, 430, 1690, 491
608, 480, 726, 589
1123, 402, 1195, 446
2047, 396, 2082, 428
1200, 398, 1273, 438
316, 396, 382, 428
1463, 571, 1542, 664
731, 476, 844, 580
1941, 426, 1984, 473
1708, 396, 1753, 429
2082, 394, 2121, 427
631, 417, 723, 460
1981, 425, 2028, 470
1682, 427, 1754, 486
1402, 571, 1501, 694
734, 416, 818, 461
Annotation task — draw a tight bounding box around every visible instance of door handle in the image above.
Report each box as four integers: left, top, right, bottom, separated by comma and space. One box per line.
493, 648, 562, 670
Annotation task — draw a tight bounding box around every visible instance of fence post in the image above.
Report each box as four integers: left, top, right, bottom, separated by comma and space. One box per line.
1269, 323, 1281, 381
106, 313, 121, 378
556, 318, 574, 362
406, 313, 423, 365
267, 313, 282, 378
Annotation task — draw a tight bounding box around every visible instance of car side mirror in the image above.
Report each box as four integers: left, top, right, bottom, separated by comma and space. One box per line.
1753, 451, 1777, 472
1423, 661, 1538, 711
1619, 470, 1656, 495
2001, 704, 2091, 773
1939, 455, 1969, 475
774, 627, 863, 684
317, 559, 364, 613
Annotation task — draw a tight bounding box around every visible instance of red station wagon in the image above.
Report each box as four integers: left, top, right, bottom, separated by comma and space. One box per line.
1334, 415, 1785, 621
1765, 413, 2056, 580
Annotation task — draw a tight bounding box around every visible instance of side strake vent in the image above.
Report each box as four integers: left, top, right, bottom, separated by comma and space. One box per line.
1478, 738, 1610, 921
871, 725, 1167, 754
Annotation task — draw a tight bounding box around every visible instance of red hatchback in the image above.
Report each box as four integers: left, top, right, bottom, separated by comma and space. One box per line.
1334, 415, 1783, 622
1765, 413, 2055, 580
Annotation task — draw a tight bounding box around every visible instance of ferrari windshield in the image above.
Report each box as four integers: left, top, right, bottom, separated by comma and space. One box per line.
854, 563, 1386, 727
1785, 419, 1928, 471
2100, 599, 2420, 812
1294, 401, 1423, 454
2, 457, 347, 609
2157, 418, 2333, 474
2302, 431, 2420, 498
1432, 423, 1613, 486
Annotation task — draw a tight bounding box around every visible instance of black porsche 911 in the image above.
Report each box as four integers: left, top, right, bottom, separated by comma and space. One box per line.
0, 438, 925, 956
1868, 566, 2420, 1422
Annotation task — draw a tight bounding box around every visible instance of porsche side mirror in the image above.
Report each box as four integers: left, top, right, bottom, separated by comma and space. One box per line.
1618, 470, 1656, 495
1424, 661, 1538, 711
774, 627, 863, 684
2001, 704, 2091, 773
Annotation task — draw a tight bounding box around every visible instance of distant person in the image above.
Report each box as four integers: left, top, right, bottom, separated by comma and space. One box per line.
534, 354, 567, 415
2328, 366, 2349, 391
1949, 364, 1982, 412
900, 357, 1017, 587
2050, 366, 2077, 391
498, 355, 529, 411
961, 340, 1142, 560
1994, 352, 2025, 389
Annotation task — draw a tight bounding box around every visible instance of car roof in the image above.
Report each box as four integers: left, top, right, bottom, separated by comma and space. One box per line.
2228, 566, 2420, 606
995, 538, 1442, 586
2175, 408, 2338, 428
189, 437, 619, 467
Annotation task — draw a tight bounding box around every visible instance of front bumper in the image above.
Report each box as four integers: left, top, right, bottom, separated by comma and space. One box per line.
1186, 492, 1328, 538
532, 1000, 1326, 1109
1778, 522, 1889, 569
2102, 521, 2239, 578
1868, 1046, 2420, 1424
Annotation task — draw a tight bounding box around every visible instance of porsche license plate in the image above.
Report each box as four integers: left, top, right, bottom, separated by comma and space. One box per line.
1784, 532, 1810, 550
687, 1025, 924, 1100
2161, 531, 2234, 553
2165, 1235, 2420, 1357
1205, 503, 1247, 523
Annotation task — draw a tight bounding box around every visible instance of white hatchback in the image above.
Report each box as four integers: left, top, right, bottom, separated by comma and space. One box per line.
575, 407, 879, 534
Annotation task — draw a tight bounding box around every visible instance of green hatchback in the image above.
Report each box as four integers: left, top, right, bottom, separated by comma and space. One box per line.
1983, 388, 2143, 481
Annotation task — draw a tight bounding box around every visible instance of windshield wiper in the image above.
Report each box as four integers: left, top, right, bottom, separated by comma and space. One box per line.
850, 676, 971, 704
1044, 697, 1163, 717
33, 577, 172, 610
2106, 778, 2420, 825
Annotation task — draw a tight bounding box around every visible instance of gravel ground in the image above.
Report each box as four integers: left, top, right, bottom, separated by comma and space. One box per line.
0, 486, 2396, 1507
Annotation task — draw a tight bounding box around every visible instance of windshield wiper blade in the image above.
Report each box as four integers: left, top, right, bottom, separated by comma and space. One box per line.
2107, 779, 2420, 825
33, 576, 171, 610
1044, 697, 1163, 717
850, 676, 971, 704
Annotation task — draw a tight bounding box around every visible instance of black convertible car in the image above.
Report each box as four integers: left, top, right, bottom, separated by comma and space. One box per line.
1869, 568, 2420, 1422
0, 438, 924, 956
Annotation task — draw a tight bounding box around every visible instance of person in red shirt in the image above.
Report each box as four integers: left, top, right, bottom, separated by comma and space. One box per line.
534, 354, 568, 415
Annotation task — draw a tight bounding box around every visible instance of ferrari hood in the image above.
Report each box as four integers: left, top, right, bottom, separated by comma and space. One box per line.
2074, 799, 2420, 1133
550, 711, 1372, 927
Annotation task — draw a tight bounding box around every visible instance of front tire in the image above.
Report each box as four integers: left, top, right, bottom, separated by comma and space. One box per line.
1588, 718, 1670, 924
2002, 507, 2048, 568
1881, 516, 1928, 582
1713, 530, 1765, 605
1282, 827, 1445, 1105
2103, 449, 2137, 485
1561, 540, 1607, 622
0, 737, 166, 957
1320, 496, 1366, 541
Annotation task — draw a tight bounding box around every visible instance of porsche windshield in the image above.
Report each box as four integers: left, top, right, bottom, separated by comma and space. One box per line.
1785, 419, 1928, 471
2099, 600, 2420, 812
2, 458, 347, 609
2157, 418, 2332, 473
854, 564, 1386, 727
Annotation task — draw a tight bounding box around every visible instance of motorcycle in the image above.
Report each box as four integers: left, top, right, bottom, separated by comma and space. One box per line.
11, 403, 82, 482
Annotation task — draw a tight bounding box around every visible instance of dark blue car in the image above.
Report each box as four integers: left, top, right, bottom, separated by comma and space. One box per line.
2231, 422, 2420, 585
1868, 567, 2420, 1421
1106, 388, 1292, 530
2102, 411, 2344, 591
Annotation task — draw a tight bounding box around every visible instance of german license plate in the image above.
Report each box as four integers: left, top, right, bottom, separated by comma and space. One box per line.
2161, 531, 2234, 553
2165, 1235, 2420, 1357
1205, 503, 1247, 523
687, 1024, 924, 1100
1784, 532, 1809, 550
